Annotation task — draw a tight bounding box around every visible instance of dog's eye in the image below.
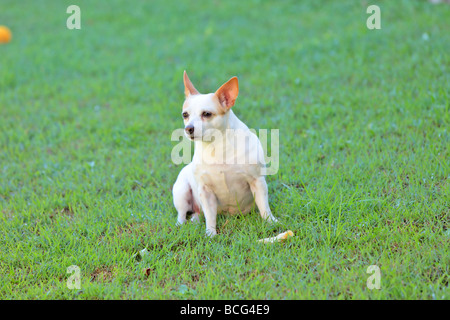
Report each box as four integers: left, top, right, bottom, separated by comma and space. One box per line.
182, 112, 189, 119
202, 111, 212, 118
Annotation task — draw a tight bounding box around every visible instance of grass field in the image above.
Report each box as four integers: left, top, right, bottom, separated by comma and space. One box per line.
0, 0, 449, 299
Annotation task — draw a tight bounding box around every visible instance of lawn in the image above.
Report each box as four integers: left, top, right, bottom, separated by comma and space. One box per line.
0, 0, 449, 299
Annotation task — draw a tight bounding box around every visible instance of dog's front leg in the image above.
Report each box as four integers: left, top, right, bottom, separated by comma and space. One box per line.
250, 177, 278, 223
198, 185, 218, 236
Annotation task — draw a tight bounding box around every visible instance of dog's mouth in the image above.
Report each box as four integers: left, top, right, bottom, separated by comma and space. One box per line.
185, 132, 198, 141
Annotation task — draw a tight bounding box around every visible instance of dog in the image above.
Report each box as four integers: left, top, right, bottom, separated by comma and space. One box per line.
172, 71, 278, 236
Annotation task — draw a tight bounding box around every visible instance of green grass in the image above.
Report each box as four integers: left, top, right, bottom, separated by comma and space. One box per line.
1, 0, 449, 299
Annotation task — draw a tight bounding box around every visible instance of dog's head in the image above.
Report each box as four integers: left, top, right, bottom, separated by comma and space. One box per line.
181, 71, 239, 141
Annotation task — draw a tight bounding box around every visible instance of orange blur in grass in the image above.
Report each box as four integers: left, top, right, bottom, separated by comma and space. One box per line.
0, 26, 12, 43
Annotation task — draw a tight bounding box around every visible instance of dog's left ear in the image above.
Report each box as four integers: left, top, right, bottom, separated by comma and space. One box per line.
215, 77, 239, 110
184, 70, 199, 97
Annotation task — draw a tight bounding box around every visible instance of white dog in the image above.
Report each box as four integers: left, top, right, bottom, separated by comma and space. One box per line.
172, 71, 278, 236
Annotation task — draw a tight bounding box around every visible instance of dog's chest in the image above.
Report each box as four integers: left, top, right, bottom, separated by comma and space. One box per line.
194, 164, 255, 213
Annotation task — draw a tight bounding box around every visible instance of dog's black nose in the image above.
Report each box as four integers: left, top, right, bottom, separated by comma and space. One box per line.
185, 125, 194, 135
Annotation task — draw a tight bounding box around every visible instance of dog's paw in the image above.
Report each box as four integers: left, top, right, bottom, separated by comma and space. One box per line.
190, 213, 200, 223
266, 216, 279, 225
176, 219, 186, 226
206, 228, 217, 237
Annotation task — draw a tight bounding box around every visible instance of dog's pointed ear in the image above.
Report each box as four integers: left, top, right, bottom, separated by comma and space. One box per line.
183, 70, 199, 97
215, 76, 239, 110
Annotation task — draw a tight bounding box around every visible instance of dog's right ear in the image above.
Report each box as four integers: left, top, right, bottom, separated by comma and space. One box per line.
215, 76, 239, 110
183, 70, 199, 98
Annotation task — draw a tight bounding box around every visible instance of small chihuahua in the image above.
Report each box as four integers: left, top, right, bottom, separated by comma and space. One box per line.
172, 71, 278, 236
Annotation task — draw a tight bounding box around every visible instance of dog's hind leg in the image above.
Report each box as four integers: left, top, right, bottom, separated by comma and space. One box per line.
250, 177, 278, 224
173, 177, 194, 225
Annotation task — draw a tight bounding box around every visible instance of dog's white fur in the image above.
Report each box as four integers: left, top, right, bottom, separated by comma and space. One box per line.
172, 71, 278, 236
